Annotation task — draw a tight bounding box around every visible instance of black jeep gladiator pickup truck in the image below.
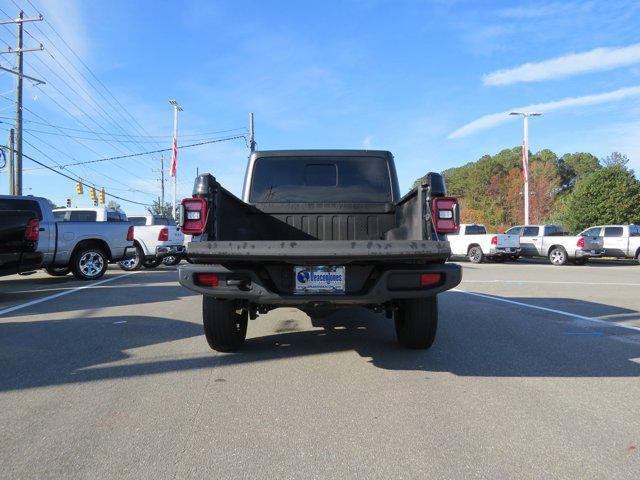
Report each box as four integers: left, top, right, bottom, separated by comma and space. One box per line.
0, 204, 42, 277
178, 150, 461, 351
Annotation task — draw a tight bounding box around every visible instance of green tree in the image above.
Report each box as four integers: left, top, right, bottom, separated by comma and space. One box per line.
107, 200, 122, 212
555, 165, 640, 232
601, 151, 629, 168
558, 152, 600, 184
147, 198, 173, 217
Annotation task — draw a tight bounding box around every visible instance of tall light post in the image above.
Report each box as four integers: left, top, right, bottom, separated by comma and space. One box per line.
169, 99, 182, 219
509, 111, 541, 225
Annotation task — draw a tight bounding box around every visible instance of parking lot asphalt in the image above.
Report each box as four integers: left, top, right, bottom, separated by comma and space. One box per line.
1, 260, 639, 479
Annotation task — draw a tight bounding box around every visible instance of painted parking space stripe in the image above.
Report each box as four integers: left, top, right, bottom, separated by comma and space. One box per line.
452, 289, 640, 333
461, 280, 640, 287
0, 272, 136, 317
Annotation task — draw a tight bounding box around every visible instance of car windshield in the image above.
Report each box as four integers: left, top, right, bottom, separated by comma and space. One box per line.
250, 156, 393, 203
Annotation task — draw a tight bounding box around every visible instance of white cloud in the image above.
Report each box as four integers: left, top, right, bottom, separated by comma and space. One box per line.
483, 43, 640, 86
448, 86, 640, 139
362, 135, 373, 148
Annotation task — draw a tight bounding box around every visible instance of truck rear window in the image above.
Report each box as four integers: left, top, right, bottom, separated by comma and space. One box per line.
249, 156, 392, 203
465, 225, 487, 235
0, 198, 42, 220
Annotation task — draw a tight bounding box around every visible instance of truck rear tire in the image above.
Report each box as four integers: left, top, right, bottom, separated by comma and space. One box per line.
468, 246, 484, 263
394, 296, 438, 349
162, 255, 181, 266
118, 245, 143, 271
202, 297, 248, 352
142, 258, 162, 269
45, 266, 70, 277
549, 247, 568, 266
71, 247, 108, 280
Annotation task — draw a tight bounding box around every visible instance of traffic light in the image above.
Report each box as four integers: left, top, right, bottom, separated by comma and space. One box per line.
76, 182, 83, 195
89, 187, 96, 201
66, 198, 71, 208
99, 187, 105, 204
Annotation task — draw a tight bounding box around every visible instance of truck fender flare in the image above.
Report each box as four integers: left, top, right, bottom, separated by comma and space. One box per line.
467, 243, 481, 254
70, 239, 113, 261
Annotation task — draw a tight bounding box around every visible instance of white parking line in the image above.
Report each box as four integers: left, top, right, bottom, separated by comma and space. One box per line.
452, 289, 640, 333
0, 272, 136, 317
462, 280, 640, 286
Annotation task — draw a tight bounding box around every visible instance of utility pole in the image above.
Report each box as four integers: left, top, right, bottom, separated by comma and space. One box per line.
169, 99, 182, 219
8, 128, 14, 194
0, 10, 44, 196
249, 112, 256, 152
509, 111, 542, 225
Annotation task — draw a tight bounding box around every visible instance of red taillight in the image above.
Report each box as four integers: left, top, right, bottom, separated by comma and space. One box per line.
24, 218, 39, 242
491, 235, 498, 245
127, 225, 134, 241
196, 273, 219, 286
577, 237, 585, 248
420, 273, 442, 287
432, 197, 459, 234
181, 198, 207, 235
158, 228, 169, 241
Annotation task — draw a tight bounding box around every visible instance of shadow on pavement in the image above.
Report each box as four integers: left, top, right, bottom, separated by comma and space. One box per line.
2, 292, 640, 393
0, 270, 191, 317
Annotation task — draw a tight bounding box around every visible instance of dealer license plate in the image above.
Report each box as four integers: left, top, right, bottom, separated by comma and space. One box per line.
294, 266, 345, 294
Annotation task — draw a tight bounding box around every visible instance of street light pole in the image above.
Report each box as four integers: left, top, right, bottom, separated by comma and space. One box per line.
510, 111, 541, 225
169, 99, 182, 219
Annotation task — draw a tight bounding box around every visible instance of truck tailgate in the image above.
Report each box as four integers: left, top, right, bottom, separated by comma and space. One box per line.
496, 234, 520, 248
187, 240, 451, 263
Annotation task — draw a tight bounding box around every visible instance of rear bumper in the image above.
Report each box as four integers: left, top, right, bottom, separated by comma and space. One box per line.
178, 263, 462, 305
575, 248, 605, 258
489, 247, 521, 256
156, 245, 186, 257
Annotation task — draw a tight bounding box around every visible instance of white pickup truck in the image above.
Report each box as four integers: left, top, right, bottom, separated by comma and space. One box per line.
505, 224, 604, 265
119, 215, 185, 270
448, 223, 521, 263
578, 225, 640, 262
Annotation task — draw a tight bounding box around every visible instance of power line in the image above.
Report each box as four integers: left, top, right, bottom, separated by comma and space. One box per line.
0, 115, 247, 138
58, 135, 247, 168
1, 143, 152, 206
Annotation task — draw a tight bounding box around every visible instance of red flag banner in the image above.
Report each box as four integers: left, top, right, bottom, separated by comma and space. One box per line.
170, 137, 178, 177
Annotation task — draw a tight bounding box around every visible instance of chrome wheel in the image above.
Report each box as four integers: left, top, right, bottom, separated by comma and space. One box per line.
79, 251, 105, 278
549, 248, 567, 265
468, 246, 483, 263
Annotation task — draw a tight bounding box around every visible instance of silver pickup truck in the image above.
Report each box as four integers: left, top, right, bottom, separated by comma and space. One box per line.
0, 196, 135, 280
505, 224, 604, 265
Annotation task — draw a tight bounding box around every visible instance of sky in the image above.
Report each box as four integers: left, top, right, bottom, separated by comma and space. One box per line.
1, 0, 640, 212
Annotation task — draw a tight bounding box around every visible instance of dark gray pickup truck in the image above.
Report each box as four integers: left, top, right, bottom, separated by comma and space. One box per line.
178, 150, 461, 351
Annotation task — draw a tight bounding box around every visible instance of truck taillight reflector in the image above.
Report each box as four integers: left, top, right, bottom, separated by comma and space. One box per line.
420, 273, 442, 287
127, 225, 134, 241
491, 235, 498, 245
181, 198, 207, 235
24, 218, 39, 242
158, 228, 169, 241
432, 197, 459, 234
196, 273, 219, 286
577, 237, 585, 248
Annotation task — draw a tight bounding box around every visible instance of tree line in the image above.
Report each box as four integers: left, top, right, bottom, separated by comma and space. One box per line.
431, 147, 640, 233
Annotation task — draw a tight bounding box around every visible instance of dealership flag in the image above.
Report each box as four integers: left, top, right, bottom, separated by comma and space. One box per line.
170, 136, 178, 177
